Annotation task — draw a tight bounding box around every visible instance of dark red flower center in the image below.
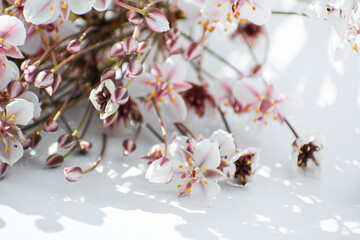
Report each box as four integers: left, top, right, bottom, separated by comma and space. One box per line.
234, 153, 255, 186
297, 142, 319, 168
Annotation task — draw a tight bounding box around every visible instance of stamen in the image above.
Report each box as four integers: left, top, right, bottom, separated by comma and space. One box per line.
177, 184, 182, 188
235, 12, 240, 18
171, 98, 176, 103
49, 7, 54, 12
149, 92, 156, 97
8, 11, 14, 16
217, 3, 222, 7
198, 21, 202, 25
258, 96, 262, 101
252, 6, 256, 11
156, 77, 160, 83
186, 188, 191, 193
36, 29, 41, 34
247, 160, 251, 165
353, 45, 357, 51
158, 97, 163, 102
5, 147, 9, 152
167, 87, 172, 92
255, 109, 260, 113
61, 3, 67, 8
145, 97, 150, 102
240, 19, 247, 23
204, 180, 208, 184
10, 115, 16, 121
273, 116, 278, 120
15, 1, 20, 6
202, 168, 207, 172
188, 158, 193, 164
1, 9, 5, 14
0, 38, 3, 44
178, 165, 183, 169
56, 35, 60, 40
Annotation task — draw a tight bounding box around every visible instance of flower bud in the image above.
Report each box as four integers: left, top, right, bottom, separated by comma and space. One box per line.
100, 68, 116, 82
67, 39, 81, 54
137, 42, 147, 54
58, 134, 75, 149
109, 42, 124, 58
127, 10, 143, 25
125, 60, 143, 78
46, 154, 64, 168
34, 70, 54, 88
64, 166, 83, 182
31, 134, 42, 149
123, 38, 138, 55
43, 119, 58, 132
78, 139, 92, 154
103, 111, 118, 127
7, 80, 24, 98
123, 139, 136, 156
112, 86, 129, 105
21, 59, 31, 71
144, 8, 170, 33
0, 162, 9, 179
45, 73, 62, 96
24, 65, 37, 83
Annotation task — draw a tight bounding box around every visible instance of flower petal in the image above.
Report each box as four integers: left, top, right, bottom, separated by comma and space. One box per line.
203, 169, 226, 181
161, 92, 188, 122
68, 0, 96, 15
161, 54, 187, 83
23, 0, 59, 25
17, 91, 41, 118
190, 180, 221, 206
209, 129, 236, 157
145, 157, 173, 183
93, 0, 112, 11
0, 136, 23, 166
144, 8, 170, 33
0, 15, 26, 46
194, 138, 221, 169
6, 99, 34, 125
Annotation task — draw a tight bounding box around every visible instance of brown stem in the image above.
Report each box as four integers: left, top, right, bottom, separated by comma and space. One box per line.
152, 98, 168, 157
82, 133, 107, 174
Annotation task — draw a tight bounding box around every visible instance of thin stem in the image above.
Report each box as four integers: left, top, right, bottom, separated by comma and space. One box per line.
176, 122, 196, 139
72, 103, 92, 137
82, 133, 107, 174
174, 123, 188, 137
113, 0, 144, 14
64, 145, 77, 158
152, 98, 168, 157
284, 118, 299, 139
218, 107, 231, 134
133, 123, 142, 142
272, 11, 307, 17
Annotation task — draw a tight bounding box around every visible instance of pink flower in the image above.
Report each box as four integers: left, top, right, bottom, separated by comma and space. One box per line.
144, 8, 170, 33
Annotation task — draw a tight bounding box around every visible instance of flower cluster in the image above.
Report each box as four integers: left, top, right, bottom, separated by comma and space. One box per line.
0, 0, 327, 206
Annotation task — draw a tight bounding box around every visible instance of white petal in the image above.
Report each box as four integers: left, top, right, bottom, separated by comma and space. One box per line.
161, 92, 188, 122
0, 55, 12, 91
23, 0, 59, 25
68, 0, 96, 15
18, 91, 41, 118
0, 15, 26, 46
128, 73, 156, 97
145, 157, 173, 183
100, 101, 119, 119
190, 181, 221, 206
89, 88, 101, 111
161, 54, 187, 83
209, 129, 236, 157
6, 99, 34, 125
93, 0, 112, 11
0, 136, 23, 166
194, 138, 221, 169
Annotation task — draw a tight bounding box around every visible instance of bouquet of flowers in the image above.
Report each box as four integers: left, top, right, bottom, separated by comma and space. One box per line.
0, 0, 354, 206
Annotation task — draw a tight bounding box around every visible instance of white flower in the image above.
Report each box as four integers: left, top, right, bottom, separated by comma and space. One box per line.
292, 135, 323, 178
0, 99, 35, 166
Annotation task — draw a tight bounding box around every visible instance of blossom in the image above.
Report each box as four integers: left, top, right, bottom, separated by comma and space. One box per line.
173, 138, 226, 206
0, 98, 35, 166
0, 15, 26, 59
129, 54, 192, 122
292, 135, 323, 178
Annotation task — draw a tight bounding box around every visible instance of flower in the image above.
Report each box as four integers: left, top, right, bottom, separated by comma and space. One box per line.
173, 138, 226, 206
64, 166, 83, 182
0, 15, 26, 59
129, 54, 192, 122
292, 135, 323, 178
228, 147, 260, 187
0, 98, 35, 166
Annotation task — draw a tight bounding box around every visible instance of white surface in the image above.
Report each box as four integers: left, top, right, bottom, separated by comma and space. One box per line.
1, 1, 360, 240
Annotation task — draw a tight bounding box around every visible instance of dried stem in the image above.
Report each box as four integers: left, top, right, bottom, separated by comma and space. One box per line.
82, 133, 107, 174
152, 98, 168, 157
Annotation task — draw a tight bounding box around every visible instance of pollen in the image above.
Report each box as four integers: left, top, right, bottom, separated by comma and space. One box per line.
156, 77, 160, 83
252, 6, 256, 11
1, 9, 5, 14
245, 108, 250, 112
10, 115, 16, 121
60, 20, 64, 24
198, 20, 202, 25
240, 176, 245, 182
145, 97, 150, 102
217, 3, 222, 7
224, 28, 227, 32
253, 118, 257, 122
255, 109, 260, 114
264, 111, 269, 115
247, 160, 252, 165
177, 184, 182, 188
36, 29, 42, 34
186, 188, 191, 193
158, 97, 163, 102
146, 80, 152, 85
61, 3, 67, 8
188, 158, 193, 164
232, 5, 236, 12
56, 35, 60, 40
203, 22, 210, 30
257, 96, 262, 101
149, 92, 156, 97
202, 168, 207, 172
9, 11, 14, 16
270, 102, 275, 107
209, 27, 215, 32
5, 147, 9, 153
44, 38, 49, 45
49, 7, 55, 12
353, 45, 357, 51
178, 165, 183, 169
171, 98, 176, 103
235, 12, 240, 18
240, 19, 247, 23
205, 180, 208, 184
0, 38, 3, 44
167, 87, 172, 92
15, 1, 20, 6
273, 116, 278, 120
264, 121, 268, 125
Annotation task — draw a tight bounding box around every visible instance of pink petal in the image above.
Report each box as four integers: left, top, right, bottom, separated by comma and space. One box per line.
127, 10, 144, 25
125, 60, 143, 78
3, 46, 24, 59
0, 15, 26, 46
6, 99, 34, 125
171, 82, 192, 92
184, 42, 203, 61
190, 180, 221, 206
123, 37, 138, 55
23, 0, 59, 25
162, 54, 187, 83
203, 169, 226, 181
161, 92, 188, 122
109, 42, 125, 58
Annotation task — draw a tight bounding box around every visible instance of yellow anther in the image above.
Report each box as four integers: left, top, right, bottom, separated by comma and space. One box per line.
264, 121, 268, 125
49, 7, 54, 11
61, 3, 67, 8
167, 87, 172, 92
1, 9, 5, 14
186, 188, 191, 193
232, 5, 236, 12
205, 180, 208, 184
177, 184, 182, 188
56, 35, 60, 40
255, 109, 260, 114
224, 28, 228, 32
171, 98, 176, 103
270, 102, 275, 107
156, 77, 160, 83
307, 146, 311, 151
157, 105, 160, 111
15, 1, 20, 6
188, 158, 193, 164
240, 19, 247, 23
198, 20, 202, 25
258, 96, 262, 101
235, 12, 240, 18
264, 111, 269, 115
353, 45, 357, 51
146, 80, 152, 85
36, 29, 41, 34
209, 27, 215, 32
0, 38, 3, 44
10, 115, 16, 121
5, 147, 9, 153
149, 92, 156, 97
240, 176, 245, 182
227, 17, 232, 23
253, 119, 257, 122
213, 20, 218, 23
178, 165, 183, 169
8, 11, 14, 16
247, 160, 252, 165
217, 3, 222, 7
145, 97, 150, 102
60, 20, 64, 24
158, 97, 163, 102
227, 13, 231, 17
44, 38, 49, 45
273, 116, 278, 120
203, 22, 210, 30
202, 168, 207, 172
245, 108, 250, 112
252, 6, 256, 10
